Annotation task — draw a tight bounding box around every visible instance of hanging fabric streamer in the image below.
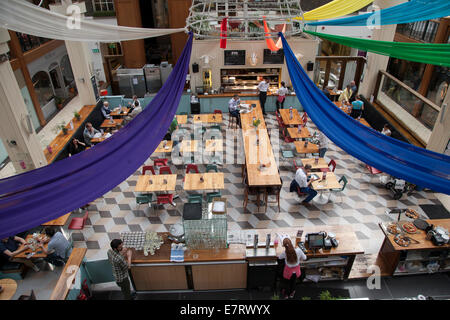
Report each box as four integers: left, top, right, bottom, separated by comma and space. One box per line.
220, 18, 228, 49
279, 32, 450, 195
263, 16, 280, 52
0, 0, 184, 42
305, 31, 450, 67
306, 0, 450, 26
0, 34, 193, 239
296, 0, 374, 21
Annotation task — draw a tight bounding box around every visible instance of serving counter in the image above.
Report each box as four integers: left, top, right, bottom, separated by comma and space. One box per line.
129, 225, 364, 292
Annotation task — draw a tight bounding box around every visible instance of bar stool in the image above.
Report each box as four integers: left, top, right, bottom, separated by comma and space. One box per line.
228, 114, 238, 129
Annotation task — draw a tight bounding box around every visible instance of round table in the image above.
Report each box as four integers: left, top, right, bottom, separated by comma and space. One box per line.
0, 278, 18, 300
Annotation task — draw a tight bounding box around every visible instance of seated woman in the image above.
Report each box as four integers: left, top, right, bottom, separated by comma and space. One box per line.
338, 85, 353, 105
68, 138, 86, 156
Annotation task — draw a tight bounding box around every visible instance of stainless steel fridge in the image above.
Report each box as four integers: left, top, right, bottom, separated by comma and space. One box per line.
116, 68, 146, 98
143, 64, 162, 93
160, 61, 173, 85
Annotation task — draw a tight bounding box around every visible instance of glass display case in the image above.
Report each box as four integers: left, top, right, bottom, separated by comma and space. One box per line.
220, 68, 281, 93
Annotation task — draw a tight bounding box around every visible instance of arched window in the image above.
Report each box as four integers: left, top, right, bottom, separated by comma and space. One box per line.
32, 71, 54, 106
60, 55, 74, 87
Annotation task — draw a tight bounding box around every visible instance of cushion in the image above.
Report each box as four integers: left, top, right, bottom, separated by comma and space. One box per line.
0, 262, 23, 271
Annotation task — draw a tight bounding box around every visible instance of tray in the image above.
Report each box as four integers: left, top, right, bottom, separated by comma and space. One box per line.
212, 197, 227, 214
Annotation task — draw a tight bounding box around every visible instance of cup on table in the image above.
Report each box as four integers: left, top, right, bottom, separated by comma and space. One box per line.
163, 179, 167, 184
315, 158, 319, 164
200, 175, 204, 183
323, 171, 327, 179
304, 141, 308, 147
149, 179, 153, 185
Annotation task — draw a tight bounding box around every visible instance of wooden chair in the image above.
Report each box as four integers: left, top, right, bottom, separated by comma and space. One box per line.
265, 181, 282, 212
281, 128, 295, 143
243, 177, 266, 212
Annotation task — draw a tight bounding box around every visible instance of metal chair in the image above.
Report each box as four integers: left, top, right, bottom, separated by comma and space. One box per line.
206, 191, 222, 203
188, 194, 203, 204
320, 159, 337, 173
142, 165, 156, 175
206, 164, 218, 173
68, 211, 89, 230
159, 166, 172, 175
332, 175, 348, 203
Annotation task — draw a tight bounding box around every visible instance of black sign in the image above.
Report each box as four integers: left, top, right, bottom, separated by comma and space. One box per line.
263, 49, 284, 64
91, 75, 100, 101
224, 50, 246, 65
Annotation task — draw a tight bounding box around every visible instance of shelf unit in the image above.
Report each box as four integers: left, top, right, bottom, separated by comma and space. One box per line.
221, 68, 281, 93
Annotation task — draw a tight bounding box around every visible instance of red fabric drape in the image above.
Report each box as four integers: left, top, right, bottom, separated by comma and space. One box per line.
220, 18, 227, 49
263, 16, 280, 52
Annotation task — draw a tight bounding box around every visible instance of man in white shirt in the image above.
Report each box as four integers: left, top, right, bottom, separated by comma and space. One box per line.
257, 78, 270, 115
101, 101, 112, 119
381, 124, 391, 136
228, 94, 241, 127
289, 164, 318, 205
317, 131, 328, 158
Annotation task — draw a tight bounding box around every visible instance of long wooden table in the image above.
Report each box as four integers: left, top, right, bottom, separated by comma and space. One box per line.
280, 108, 303, 126
176, 115, 188, 124
135, 174, 177, 193
241, 100, 281, 187
184, 173, 224, 191
43, 105, 96, 163
42, 213, 71, 226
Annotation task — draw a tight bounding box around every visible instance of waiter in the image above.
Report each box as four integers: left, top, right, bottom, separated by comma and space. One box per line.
257, 77, 270, 115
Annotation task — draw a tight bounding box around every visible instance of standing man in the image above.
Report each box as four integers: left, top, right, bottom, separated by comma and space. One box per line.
257, 77, 270, 115
228, 94, 241, 128
107, 239, 134, 300
289, 164, 319, 206
317, 131, 328, 158
349, 81, 358, 102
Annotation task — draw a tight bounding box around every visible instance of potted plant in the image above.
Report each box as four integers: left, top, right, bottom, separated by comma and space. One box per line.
74, 111, 81, 121
252, 118, 261, 145
53, 122, 68, 135
55, 97, 64, 109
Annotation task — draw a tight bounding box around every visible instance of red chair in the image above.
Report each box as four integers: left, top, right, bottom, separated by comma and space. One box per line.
297, 186, 308, 197
302, 112, 308, 124
293, 159, 302, 171
157, 194, 175, 206
154, 158, 168, 167
159, 166, 172, 175
186, 164, 199, 174
276, 115, 286, 129
142, 165, 156, 175
68, 211, 89, 230
214, 110, 222, 114
321, 159, 336, 173
366, 164, 382, 175
282, 128, 295, 143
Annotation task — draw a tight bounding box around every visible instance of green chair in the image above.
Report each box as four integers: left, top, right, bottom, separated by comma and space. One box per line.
136, 194, 152, 206
210, 125, 221, 131
188, 194, 203, 204
206, 191, 222, 203
206, 164, 218, 173
334, 175, 348, 202
179, 112, 188, 115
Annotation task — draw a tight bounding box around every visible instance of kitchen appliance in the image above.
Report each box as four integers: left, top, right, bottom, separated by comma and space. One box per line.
117, 67, 147, 98
160, 61, 173, 85
413, 219, 430, 230
143, 64, 162, 93
305, 233, 325, 249
324, 238, 332, 250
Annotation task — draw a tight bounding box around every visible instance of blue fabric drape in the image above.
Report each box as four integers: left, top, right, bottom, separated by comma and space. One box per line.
307, 0, 450, 26
280, 33, 450, 195
0, 33, 193, 239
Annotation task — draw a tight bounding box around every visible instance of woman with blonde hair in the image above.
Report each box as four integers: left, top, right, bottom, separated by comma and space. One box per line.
278, 237, 307, 299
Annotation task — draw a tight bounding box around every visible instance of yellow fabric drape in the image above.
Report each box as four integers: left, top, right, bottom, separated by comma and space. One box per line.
297, 0, 374, 21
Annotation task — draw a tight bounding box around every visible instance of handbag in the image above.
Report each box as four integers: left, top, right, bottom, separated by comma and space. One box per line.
277, 95, 285, 102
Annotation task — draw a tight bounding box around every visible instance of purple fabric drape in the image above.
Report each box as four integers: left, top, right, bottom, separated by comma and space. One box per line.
280, 33, 450, 195
0, 33, 193, 239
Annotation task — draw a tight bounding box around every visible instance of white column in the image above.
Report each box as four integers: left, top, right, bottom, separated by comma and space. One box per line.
358, 0, 407, 98
50, 1, 97, 106
0, 29, 47, 172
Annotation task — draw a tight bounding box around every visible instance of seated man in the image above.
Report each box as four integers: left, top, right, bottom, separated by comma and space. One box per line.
0, 235, 40, 272
39, 227, 72, 267
289, 164, 319, 206
125, 99, 143, 121
228, 94, 241, 127
350, 95, 364, 119
101, 101, 112, 120
83, 122, 101, 146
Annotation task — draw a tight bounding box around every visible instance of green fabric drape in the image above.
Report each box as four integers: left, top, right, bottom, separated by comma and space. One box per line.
305, 31, 450, 67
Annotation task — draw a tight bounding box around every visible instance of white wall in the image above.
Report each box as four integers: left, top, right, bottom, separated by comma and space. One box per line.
189, 37, 319, 91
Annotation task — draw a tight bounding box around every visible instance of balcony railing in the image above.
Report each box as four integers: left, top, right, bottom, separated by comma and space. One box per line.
375, 71, 441, 131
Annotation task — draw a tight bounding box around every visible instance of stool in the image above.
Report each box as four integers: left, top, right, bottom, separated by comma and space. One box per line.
228, 115, 238, 129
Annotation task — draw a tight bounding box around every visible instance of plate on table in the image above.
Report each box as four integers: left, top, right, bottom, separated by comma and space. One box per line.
401, 221, 418, 234
394, 235, 410, 247
387, 222, 402, 235
405, 209, 420, 219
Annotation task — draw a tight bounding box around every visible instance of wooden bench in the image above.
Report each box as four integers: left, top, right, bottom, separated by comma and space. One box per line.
0, 262, 26, 281
43, 105, 96, 164
50, 248, 87, 300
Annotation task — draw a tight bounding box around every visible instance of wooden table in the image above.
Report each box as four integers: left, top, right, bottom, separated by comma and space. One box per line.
90, 135, 108, 144
294, 141, 319, 155
154, 140, 173, 153
179, 140, 198, 153
311, 172, 342, 191
176, 115, 188, 124
100, 118, 123, 129
42, 213, 71, 226
193, 114, 222, 123
328, 89, 340, 102
15, 234, 49, 259
300, 157, 329, 170
111, 107, 130, 117
0, 279, 17, 300
43, 105, 95, 164
135, 174, 177, 193
287, 127, 311, 139
241, 100, 281, 187
184, 172, 224, 191
357, 118, 371, 128
280, 108, 303, 126
205, 139, 223, 152
333, 101, 351, 114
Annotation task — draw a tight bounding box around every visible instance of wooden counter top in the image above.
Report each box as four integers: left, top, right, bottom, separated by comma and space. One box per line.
379, 219, 450, 251
43, 105, 95, 163
197, 93, 297, 98
50, 248, 87, 300
131, 233, 245, 264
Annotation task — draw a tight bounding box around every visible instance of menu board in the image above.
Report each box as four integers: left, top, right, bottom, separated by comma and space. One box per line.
263, 49, 284, 64
224, 50, 246, 65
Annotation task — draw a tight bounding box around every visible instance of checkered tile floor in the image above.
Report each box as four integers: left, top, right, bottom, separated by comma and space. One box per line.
64, 113, 442, 261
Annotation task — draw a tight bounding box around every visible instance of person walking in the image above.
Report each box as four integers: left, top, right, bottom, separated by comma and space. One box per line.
278, 238, 307, 299
257, 77, 270, 115
107, 239, 135, 300
317, 131, 328, 158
